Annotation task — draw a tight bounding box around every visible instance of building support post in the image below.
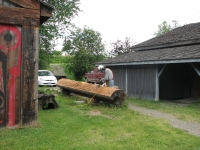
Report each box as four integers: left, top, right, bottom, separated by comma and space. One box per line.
155, 64, 167, 101
155, 66, 159, 101
126, 66, 128, 94
190, 63, 200, 76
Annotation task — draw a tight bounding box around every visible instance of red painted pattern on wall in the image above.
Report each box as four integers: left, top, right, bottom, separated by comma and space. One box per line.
0, 26, 21, 55
8, 66, 21, 126
0, 25, 22, 127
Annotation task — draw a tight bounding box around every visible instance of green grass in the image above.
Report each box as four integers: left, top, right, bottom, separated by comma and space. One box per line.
0, 90, 200, 150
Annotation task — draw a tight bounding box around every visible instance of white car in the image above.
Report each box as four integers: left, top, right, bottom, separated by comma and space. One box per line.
38, 70, 57, 86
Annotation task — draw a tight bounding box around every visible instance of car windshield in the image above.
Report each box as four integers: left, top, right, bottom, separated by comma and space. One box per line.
38, 71, 53, 76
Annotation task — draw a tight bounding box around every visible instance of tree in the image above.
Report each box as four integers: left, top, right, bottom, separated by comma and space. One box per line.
63, 27, 107, 80
109, 37, 135, 57
153, 20, 180, 36
39, 0, 80, 69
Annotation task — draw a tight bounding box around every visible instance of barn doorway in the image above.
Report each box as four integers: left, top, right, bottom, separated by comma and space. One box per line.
159, 63, 200, 101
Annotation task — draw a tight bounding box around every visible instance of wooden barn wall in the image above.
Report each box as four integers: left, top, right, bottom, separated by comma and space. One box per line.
0, 49, 7, 127
108, 66, 126, 91
109, 65, 157, 100
127, 65, 156, 100
0, 25, 22, 127
0, 1, 40, 128
21, 25, 38, 126
159, 63, 200, 100
0, 1, 40, 26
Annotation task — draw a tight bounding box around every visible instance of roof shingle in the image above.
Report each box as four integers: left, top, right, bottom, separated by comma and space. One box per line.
131, 22, 200, 51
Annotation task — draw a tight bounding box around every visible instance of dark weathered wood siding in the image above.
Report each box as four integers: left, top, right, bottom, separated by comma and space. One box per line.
109, 65, 157, 100
0, 0, 46, 128
0, 6, 40, 26
0, 50, 7, 127
21, 25, 38, 125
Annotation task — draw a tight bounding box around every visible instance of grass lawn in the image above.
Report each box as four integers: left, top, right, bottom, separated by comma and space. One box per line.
0, 89, 200, 150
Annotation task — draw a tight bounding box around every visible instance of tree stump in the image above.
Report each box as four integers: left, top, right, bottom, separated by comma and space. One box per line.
38, 91, 59, 110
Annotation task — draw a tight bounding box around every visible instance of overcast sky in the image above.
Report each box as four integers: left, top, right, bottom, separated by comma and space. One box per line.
55, 0, 200, 50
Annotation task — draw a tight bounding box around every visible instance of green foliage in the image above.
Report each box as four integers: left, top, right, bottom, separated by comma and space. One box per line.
50, 51, 66, 64
39, 0, 81, 69
63, 27, 107, 80
38, 46, 52, 69
154, 20, 180, 36
109, 37, 136, 56
68, 49, 89, 80
63, 61, 76, 80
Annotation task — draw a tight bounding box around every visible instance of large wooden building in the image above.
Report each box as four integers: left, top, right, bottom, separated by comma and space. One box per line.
0, 0, 53, 128
96, 23, 200, 101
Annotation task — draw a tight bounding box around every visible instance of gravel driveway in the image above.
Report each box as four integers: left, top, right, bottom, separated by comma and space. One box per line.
128, 103, 200, 137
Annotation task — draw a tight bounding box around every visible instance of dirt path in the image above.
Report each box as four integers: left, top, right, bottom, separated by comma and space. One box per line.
128, 103, 200, 137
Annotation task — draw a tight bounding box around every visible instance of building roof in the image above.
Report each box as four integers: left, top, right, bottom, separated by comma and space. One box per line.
37, 0, 54, 9
37, 0, 54, 25
131, 22, 200, 51
96, 22, 200, 66
49, 64, 67, 76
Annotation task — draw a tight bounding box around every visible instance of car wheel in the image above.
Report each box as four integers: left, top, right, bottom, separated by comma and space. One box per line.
85, 78, 88, 83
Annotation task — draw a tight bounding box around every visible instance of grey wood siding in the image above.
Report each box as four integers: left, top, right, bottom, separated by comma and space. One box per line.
109, 65, 157, 100
127, 65, 156, 100
109, 66, 126, 91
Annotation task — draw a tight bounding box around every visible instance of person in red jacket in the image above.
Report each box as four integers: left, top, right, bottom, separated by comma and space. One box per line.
98, 65, 114, 87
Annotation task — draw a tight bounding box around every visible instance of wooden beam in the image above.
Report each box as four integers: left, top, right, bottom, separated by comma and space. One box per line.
0, 15, 23, 25
21, 24, 38, 125
8, 0, 40, 9
41, 5, 53, 17
0, 6, 40, 18
158, 64, 167, 77
0, 6, 40, 25
191, 63, 200, 76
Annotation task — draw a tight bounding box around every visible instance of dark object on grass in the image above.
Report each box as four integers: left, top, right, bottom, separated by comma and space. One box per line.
38, 91, 59, 110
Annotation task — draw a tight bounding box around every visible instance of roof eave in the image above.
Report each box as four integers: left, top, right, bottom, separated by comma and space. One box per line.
95, 58, 200, 66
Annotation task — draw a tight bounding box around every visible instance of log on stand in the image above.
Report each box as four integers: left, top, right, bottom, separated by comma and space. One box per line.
57, 79, 126, 106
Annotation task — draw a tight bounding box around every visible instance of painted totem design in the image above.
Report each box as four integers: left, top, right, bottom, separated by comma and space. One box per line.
0, 25, 21, 127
